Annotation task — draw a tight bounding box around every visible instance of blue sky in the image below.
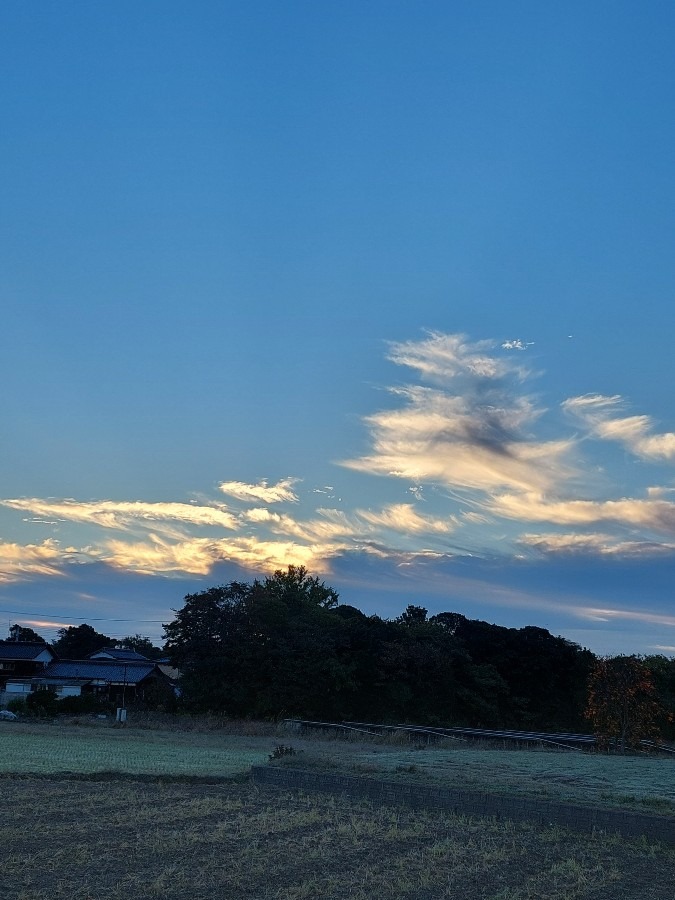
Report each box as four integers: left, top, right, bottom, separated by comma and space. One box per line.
2, 2, 675, 655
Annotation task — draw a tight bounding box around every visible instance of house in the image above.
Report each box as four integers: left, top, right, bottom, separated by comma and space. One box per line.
0, 642, 56, 704
89, 647, 151, 662
0, 637, 177, 709
3, 658, 172, 706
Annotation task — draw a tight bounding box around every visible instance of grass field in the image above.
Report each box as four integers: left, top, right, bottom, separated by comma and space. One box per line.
0, 719, 673, 899
0, 719, 673, 813
286, 741, 675, 813
2, 777, 674, 900
0, 721, 268, 776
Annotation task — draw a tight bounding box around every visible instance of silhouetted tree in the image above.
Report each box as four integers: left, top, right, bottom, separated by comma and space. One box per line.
164, 567, 347, 717
7, 624, 46, 643
396, 605, 428, 626
117, 635, 164, 659
52, 624, 115, 658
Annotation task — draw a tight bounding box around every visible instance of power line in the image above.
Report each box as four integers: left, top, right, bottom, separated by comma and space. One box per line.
0, 609, 167, 623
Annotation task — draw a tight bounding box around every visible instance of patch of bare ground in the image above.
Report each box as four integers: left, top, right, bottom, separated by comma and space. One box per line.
1, 777, 672, 900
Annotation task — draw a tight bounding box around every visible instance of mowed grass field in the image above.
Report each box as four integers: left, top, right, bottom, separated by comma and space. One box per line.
0, 720, 673, 899
0, 719, 673, 810
289, 739, 675, 814
0, 720, 268, 777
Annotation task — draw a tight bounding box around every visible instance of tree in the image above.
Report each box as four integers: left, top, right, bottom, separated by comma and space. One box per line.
7, 624, 46, 643
396, 605, 428, 626
452, 617, 594, 730
261, 565, 339, 609
643, 655, 675, 741
585, 656, 662, 753
164, 567, 347, 717
52, 624, 115, 658
163, 581, 257, 713
117, 635, 164, 659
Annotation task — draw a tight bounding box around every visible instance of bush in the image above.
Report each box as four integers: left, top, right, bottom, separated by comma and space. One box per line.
26, 690, 59, 717
58, 694, 113, 716
6, 697, 27, 714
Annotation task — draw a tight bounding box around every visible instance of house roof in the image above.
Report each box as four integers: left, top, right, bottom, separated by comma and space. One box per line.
41, 660, 159, 684
89, 647, 149, 661
0, 642, 54, 661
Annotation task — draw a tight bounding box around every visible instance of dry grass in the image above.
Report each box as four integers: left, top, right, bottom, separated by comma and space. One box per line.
1, 777, 673, 900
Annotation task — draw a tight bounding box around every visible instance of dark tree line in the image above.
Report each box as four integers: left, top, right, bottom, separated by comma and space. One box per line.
163, 566, 601, 731
11, 568, 673, 737
8, 622, 164, 660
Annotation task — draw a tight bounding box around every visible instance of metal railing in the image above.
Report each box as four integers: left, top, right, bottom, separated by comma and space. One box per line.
283, 718, 674, 754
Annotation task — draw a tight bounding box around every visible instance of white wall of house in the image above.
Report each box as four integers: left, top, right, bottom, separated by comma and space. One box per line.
3, 681, 32, 696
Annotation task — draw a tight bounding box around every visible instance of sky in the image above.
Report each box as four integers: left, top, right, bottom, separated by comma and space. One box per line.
2, 2, 675, 656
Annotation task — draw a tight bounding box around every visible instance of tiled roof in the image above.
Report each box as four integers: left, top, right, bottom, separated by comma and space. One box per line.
0, 642, 54, 661
42, 660, 158, 684
89, 647, 149, 661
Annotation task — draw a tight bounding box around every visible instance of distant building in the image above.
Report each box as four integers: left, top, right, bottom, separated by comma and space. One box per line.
0, 642, 56, 704
1, 641, 174, 706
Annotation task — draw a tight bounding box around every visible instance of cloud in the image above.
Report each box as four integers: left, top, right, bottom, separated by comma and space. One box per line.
5, 328, 675, 657
489, 492, 675, 535
574, 606, 675, 628
388, 331, 524, 382
0, 498, 239, 533
20, 618, 72, 630
519, 532, 675, 557
563, 394, 675, 460
217, 478, 299, 503
243, 503, 455, 549
0, 540, 72, 582
103, 534, 333, 577
343, 385, 572, 494
343, 332, 576, 497
357, 503, 456, 535
244, 507, 358, 544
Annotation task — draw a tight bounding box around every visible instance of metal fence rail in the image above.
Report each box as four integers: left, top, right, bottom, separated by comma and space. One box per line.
284, 718, 674, 753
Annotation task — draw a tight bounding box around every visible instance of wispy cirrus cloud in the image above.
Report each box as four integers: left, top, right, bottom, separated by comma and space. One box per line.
0, 540, 73, 582
388, 331, 527, 382
0, 499, 239, 533
242, 507, 357, 544
357, 503, 456, 535
519, 531, 675, 557
103, 534, 333, 576
243, 503, 455, 546
574, 606, 675, 628
217, 478, 299, 503
489, 492, 675, 535
343, 334, 573, 495
563, 394, 675, 460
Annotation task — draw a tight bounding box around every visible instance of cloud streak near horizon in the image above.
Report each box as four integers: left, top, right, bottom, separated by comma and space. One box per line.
3, 332, 675, 649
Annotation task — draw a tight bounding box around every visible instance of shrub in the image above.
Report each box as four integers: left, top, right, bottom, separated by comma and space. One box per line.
269, 744, 297, 761
6, 697, 27, 714
58, 694, 113, 716
26, 690, 59, 717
